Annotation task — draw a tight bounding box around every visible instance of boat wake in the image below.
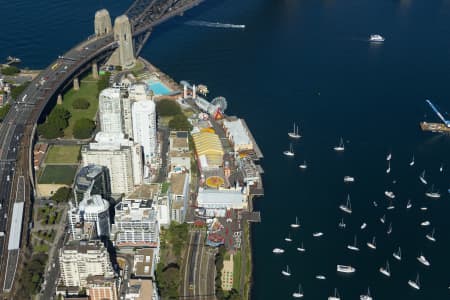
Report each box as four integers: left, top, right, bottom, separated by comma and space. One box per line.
185, 20, 246, 29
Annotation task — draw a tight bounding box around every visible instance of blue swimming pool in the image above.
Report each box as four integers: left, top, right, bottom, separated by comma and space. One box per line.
148, 81, 171, 95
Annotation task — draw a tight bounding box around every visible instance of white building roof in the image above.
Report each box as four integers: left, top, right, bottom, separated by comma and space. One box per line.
197, 189, 245, 209
223, 119, 252, 147
8, 202, 24, 250
90, 131, 133, 151
79, 195, 109, 214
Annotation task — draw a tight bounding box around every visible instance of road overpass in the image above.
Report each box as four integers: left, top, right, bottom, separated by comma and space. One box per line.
0, 0, 205, 295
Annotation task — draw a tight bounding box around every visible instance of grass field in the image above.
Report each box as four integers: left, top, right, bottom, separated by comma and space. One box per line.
45, 145, 80, 164
233, 251, 242, 290
38, 165, 77, 184
61, 75, 99, 138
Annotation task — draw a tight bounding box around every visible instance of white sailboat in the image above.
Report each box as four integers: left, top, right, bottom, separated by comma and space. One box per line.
393, 247, 402, 261
328, 288, 341, 300
425, 185, 441, 199
409, 155, 415, 166
313, 232, 324, 237
421, 220, 431, 227
285, 233, 293, 242
360, 287, 373, 300
406, 199, 412, 209
386, 161, 391, 174
333, 137, 345, 152
417, 253, 430, 266
338, 218, 346, 229
387, 200, 395, 210
408, 273, 421, 290
426, 228, 436, 242
297, 242, 306, 252
386, 152, 392, 161
337, 264, 356, 273
379, 214, 386, 224
347, 235, 360, 251
419, 170, 427, 184
283, 143, 295, 157
298, 161, 308, 169
292, 284, 304, 298
367, 236, 376, 249
281, 265, 291, 276
315, 275, 326, 280
272, 248, 285, 254
387, 222, 392, 235
344, 176, 355, 183
439, 164, 443, 172
373, 201, 378, 207
290, 217, 300, 228
379, 260, 391, 277
360, 222, 367, 230
420, 206, 428, 211
288, 123, 301, 139
339, 194, 352, 214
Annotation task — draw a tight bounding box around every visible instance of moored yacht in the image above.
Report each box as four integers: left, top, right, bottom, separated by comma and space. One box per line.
384, 191, 395, 199
393, 247, 402, 261
419, 170, 427, 185
337, 264, 356, 273
421, 220, 431, 227
298, 161, 308, 169
347, 235, 360, 251
288, 123, 301, 139
379, 214, 386, 224
408, 273, 421, 290
406, 199, 412, 209
367, 237, 376, 249
409, 155, 415, 166
333, 137, 345, 152
290, 216, 300, 228
273, 248, 285, 254
282, 265, 291, 276
344, 176, 355, 183
360, 287, 373, 300
439, 164, 443, 172
283, 143, 295, 157
379, 260, 391, 277
285, 233, 293, 242
373, 201, 378, 207
386, 161, 391, 174
338, 218, 346, 229
313, 232, 324, 237
387, 200, 395, 210
297, 242, 306, 252
292, 284, 304, 298
339, 194, 352, 214
417, 253, 430, 266
387, 222, 393, 235
425, 185, 441, 198
386, 152, 392, 161
420, 206, 428, 211
360, 222, 367, 230
426, 228, 436, 242
315, 275, 326, 280
328, 288, 340, 300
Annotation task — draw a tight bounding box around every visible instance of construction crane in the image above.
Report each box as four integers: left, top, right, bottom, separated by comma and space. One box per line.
425, 99, 450, 127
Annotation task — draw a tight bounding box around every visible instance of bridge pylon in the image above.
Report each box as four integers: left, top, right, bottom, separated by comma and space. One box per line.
94, 9, 112, 36
108, 15, 136, 70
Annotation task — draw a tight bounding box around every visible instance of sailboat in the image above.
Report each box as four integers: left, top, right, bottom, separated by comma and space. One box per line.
379, 260, 391, 277
282, 265, 291, 276
408, 273, 421, 290
338, 218, 346, 229
380, 214, 386, 224
328, 288, 341, 300
283, 143, 295, 157
272, 248, 285, 254
419, 170, 427, 184
384, 190, 395, 199
373, 201, 378, 207
426, 228, 436, 242
290, 217, 300, 228
417, 252, 430, 266
425, 185, 441, 199
298, 161, 308, 169
315, 275, 326, 280
339, 194, 352, 214
386, 152, 392, 161
344, 176, 355, 183
297, 242, 306, 252
386, 161, 391, 174
409, 155, 415, 166
387, 222, 392, 235
285, 233, 293, 242
360, 287, 373, 300
406, 199, 412, 209
288, 123, 301, 139
292, 284, 304, 298
360, 222, 367, 230
313, 232, 324, 237
420, 220, 430, 227
420, 206, 428, 211
367, 236, 376, 249
439, 164, 443, 172
333, 137, 345, 152
347, 235, 360, 251
393, 247, 402, 261
387, 200, 395, 210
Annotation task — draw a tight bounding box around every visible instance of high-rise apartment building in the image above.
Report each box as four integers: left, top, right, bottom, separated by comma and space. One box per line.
132, 100, 157, 164
99, 88, 122, 134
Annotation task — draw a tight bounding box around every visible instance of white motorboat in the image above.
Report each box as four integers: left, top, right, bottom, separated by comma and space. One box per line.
285, 234, 293, 242
360, 287, 373, 300
333, 137, 345, 152
421, 220, 430, 227
344, 176, 355, 183
360, 222, 367, 230
313, 232, 324, 237
420, 206, 428, 211
297, 242, 306, 252
406, 199, 412, 209
380, 214, 386, 224
288, 122, 301, 139
373, 201, 378, 207
339, 194, 352, 214
384, 191, 395, 199
281, 265, 291, 276
386, 152, 392, 161
408, 273, 421, 290
425, 185, 441, 198
379, 260, 391, 277
290, 216, 300, 228
292, 284, 304, 298
409, 155, 415, 166
393, 247, 402, 261
273, 248, 285, 254
328, 288, 341, 300
370, 34, 385, 42
387, 222, 393, 235
426, 228, 436, 242
298, 161, 308, 169
347, 235, 360, 251
417, 253, 430, 266
283, 143, 295, 157
367, 237, 376, 249
338, 218, 346, 229
419, 170, 427, 185
386, 161, 391, 174
316, 275, 326, 280
439, 164, 443, 172
337, 264, 356, 273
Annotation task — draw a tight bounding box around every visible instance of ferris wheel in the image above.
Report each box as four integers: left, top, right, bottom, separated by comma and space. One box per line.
211, 96, 228, 112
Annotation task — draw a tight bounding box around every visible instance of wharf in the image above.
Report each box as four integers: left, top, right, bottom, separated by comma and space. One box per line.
420, 122, 450, 133
240, 118, 263, 159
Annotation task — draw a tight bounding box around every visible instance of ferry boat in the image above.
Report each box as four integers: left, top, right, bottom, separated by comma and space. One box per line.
282, 265, 291, 276
339, 195, 352, 214
344, 176, 355, 183
360, 287, 373, 300
328, 288, 341, 300
367, 237, 376, 250
292, 284, 304, 298
426, 228, 436, 242
393, 247, 402, 261
379, 260, 391, 277
297, 242, 306, 252
370, 34, 385, 42
333, 137, 345, 152
347, 235, 360, 251
288, 123, 301, 139
384, 190, 395, 199
283, 143, 295, 157
273, 248, 285, 254
417, 253, 430, 266
337, 264, 356, 273
313, 232, 324, 237
408, 274, 421, 290
290, 216, 300, 228
315, 275, 326, 280
298, 161, 308, 169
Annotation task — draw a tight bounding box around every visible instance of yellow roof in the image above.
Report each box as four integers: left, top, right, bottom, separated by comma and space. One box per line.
192, 132, 224, 167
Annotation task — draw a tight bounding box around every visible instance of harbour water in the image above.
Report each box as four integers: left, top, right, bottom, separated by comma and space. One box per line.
1, 0, 450, 299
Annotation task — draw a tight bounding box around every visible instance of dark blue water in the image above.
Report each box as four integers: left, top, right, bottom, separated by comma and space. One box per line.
1, 0, 450, 299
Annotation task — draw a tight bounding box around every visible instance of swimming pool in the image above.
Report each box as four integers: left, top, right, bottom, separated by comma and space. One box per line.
147, 80, 171, 95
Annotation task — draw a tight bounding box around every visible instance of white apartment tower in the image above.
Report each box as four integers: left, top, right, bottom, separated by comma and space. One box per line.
132, 100, 157, 164
99, 88, 122, 134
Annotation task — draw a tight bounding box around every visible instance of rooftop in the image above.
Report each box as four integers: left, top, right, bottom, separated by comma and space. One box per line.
133, 248, 154, 278
192, 131, 224, 168
127, 279, 154, 300
169, 173, 187, 195
127, 184, 159, 200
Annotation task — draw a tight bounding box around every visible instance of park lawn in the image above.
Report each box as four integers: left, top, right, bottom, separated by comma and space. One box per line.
38, 165, 77, 184
45, 145, 80, 164
33, 243, 49, 253
232, 251, 242, 291
61, 75, 99, 138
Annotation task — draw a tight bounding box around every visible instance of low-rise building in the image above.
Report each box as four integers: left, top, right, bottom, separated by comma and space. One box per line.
168, 173, 189, 223
192, 131, 224, 171
86, 276, 119, 300
197, 186, 247, 210
222, 118, 253, 153
125, 279, 158, 300
132, 248, 156, 279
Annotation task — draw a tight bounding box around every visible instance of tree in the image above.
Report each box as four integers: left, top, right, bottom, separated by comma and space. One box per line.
1, 66, 20, 75
156, 99, 182, 116
38, 122, 63, 139
0, 104, 11, 122
38, 106, 71, 139
97, 72, 110, 96
168, 114, 192, 131
10, 82, 29, 100
73, 118, 95, 139
72, 98, 90, 109
51, 187, 72, 203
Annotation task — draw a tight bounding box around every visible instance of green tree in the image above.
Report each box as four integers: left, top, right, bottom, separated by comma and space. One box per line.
0, 103, 11, 122
51, 187, 72, 203
156, 99, 182, 116
38, 106, 71, 139
97, 72, 110, 96
72, 98, 90, 109
168, 114, 192, 131
10, 82, 30, 100
38, 122, 63, 139
1, 66, 20, 75
73, 118, 95, 139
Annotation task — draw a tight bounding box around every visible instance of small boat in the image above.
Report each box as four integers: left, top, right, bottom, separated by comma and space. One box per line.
393, 247, 402, 261
380, 214, 386, 224
328, 288, 341, 300
347, 235, 360, 251
417, 253, 430, 266
420, 206, 428, 211
419, 170, 427, 185
338, 218, 346, 229
273, 248, 285, 254
379, 260, 391, 277
384, 191, 395, 199
344, 176, 355, 183
337, 264, 356, 273
386, 152, 392, 161
298, 161, 308, 169
297, 242, 306, 252
288, 123, 301, 139
408, 273, 421, 290
406, 199, 412, 209
439, 164, 443, 172
409, 155, 415, 166
367, 237, 376, 249
292, 284, 304, 298
283, 143, 295, 157
315, 275, 326, 280
426, 228, 436, 242
386, 161, 391, 174
421, 221, 430, 227
285, 234, 293, 242
360, 287, 373, 300
281, 265, 291, 276
313, 232, 324, 237
387, 222, 392, 235
425, 185, 441, 199
339, 194, 352, 214
290, 216, 300, 228
333, 137, 345, 152
373, 201, 378, 207
387, 200, 395, 210
360, 222, 367, 230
